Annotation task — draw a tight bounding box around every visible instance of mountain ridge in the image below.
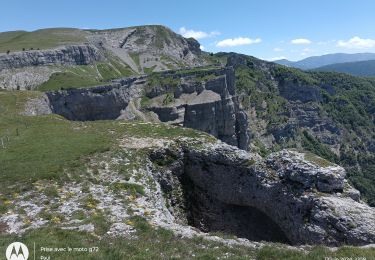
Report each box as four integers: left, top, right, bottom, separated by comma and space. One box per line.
313, 59, 375, 77
274, 52, 375, 70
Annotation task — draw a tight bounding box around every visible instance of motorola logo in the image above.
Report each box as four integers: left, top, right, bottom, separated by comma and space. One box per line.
5, 242, 29, 260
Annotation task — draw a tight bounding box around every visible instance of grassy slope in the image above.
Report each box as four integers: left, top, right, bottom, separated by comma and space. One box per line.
37, 60, 136, 91
0, 90, 204, 193
0, 28, 87, 53
37, 67, 100, 91
0, 91, 112, 194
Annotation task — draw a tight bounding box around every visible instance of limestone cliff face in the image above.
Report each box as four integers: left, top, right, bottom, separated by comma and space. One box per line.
0, 44, 103, 71
45, 77, 144, 121
151, 141, 375, 246
278, 79, 323, 103
38, 67, 250, 150
143, 67, 249, 150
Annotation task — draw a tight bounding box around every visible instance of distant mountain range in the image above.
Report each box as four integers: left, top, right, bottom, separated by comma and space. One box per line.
274, 53, 375, 70
312, 60, 375, 77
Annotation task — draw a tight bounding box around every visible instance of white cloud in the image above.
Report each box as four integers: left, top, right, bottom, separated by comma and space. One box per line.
267, 56, 287, 61
337, 36, 375, 49
291, 38, 312, 45
179, 27, 220, 40
216, 37, 262, 47
273, 47, 283, 52
200, 45, 205, 51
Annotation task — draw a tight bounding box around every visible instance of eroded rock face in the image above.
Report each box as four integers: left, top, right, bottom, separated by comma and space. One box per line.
271, 101, 342, 147
0, 45, 103, 70
144, 67, 249, 150
46, 77, 144, 121
0, 66, 61, 90
278, 80, 322, 103
89, 25, 207, 73
151, 143, 375, 246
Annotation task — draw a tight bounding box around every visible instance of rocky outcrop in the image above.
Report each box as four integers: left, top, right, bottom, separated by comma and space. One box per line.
22, 94, 52, 116
92, 25, 204, 69
46, 76, 144, 121
144, 67, 249, 150
278, 79, 323, 103
38, 67, 250, 150
151, 142, 375, 246
0, 66, 61, 90
271, 101, 342, 147
88, 25, 207, 74
0, 44, 103, 71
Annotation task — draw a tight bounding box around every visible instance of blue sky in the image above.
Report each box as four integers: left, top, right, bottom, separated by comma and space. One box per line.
2, 0, 375, 61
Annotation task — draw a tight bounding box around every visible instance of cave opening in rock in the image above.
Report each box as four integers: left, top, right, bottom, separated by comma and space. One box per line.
180, 175, 290, 243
